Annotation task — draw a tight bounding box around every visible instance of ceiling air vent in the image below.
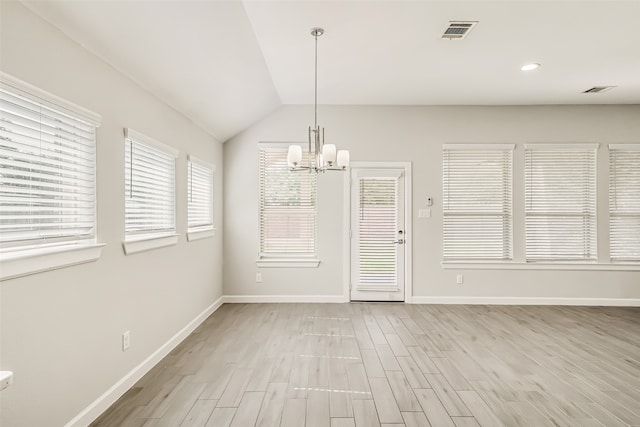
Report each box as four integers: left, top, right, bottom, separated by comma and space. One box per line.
442, 21, 478, 40
583, 86, 616, 94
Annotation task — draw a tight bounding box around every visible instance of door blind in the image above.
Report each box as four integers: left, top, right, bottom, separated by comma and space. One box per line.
358, 176, 397, 284
124, 129, 177, 239
0, 79, 100, 248
188, 156, 214, 232
609, 144, 640, 262
442, 145, 513, 261
259, 147, 317, 256
524, 144, 597, 261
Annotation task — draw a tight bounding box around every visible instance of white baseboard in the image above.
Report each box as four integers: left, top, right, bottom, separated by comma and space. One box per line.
410, 296, 640, 307
65, 296, 225, 427
222, 294, 348, 303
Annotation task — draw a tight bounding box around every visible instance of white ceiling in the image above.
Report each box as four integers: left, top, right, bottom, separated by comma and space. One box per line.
23, 1, 640, 142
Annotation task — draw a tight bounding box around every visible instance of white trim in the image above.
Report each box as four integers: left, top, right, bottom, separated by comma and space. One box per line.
441, 261, 640, 271
410, 296, 640, 307
187, 155, 216, 172
187, 228, 216, 242
353, 169, 403, 178
124, 128, 179, 158
609, 143, 640, 150
65, 297, 225, 427
223, 295, 347, 303
259, 141, 306, 149
0, 72, 101, 126
256, 258, 320, 268
442, 143, 515, 150
0, 243, 105, 281
342, 166, 351, 302
524, 143, 599, 150
122, 234, 179, 255
404, 163, 413, 304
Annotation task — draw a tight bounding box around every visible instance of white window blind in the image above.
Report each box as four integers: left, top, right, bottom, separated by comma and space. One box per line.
124, 129, 177, 240
609, 144, 640, 262
259, 147, 317, 257
442, 144, 514, 261
358, 176, 398, 283
187, 156, 214, 232
0, 76, 100, 249
525, 144, 597, 262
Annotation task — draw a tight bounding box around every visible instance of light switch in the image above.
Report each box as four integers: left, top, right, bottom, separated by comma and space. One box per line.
418, 209, 431, 218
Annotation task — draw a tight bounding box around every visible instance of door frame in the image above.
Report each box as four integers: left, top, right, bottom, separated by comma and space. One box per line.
343, 161, 413, 303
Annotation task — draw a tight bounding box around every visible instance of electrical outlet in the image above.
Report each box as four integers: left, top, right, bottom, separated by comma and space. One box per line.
256, 273, 262, 283
0, 371, 13, 391
122, 331, 130, 351
456, 274, 464, 285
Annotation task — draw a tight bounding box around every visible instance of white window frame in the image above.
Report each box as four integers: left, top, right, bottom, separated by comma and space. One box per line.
442, 144, 514, 262
187, 155, 215, 241
524, 143, 598, 263
0, 73, 104, 281
122, 128, 178, 255
257, 143, 319, 268
609, 144, 640, 263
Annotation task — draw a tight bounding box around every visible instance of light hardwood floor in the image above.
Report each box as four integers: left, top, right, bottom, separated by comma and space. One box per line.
91, 303, 640, 426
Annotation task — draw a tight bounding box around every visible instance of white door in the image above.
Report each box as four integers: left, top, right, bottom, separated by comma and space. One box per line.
350, 167, 406, 301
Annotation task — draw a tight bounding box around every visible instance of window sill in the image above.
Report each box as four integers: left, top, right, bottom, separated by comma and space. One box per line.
441, 261, 640, 271
256, 258, 321, 268
0, 242, 105, 281
187, 228, 215, 242
122, 234, 179, 255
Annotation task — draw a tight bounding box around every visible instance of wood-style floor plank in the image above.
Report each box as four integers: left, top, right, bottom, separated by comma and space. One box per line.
91, 303, 640, 427
228, 391, 264, 427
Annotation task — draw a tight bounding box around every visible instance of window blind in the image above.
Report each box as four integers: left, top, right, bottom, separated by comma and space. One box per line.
358, 176, 398, 284
259, 147, 317, 256
609, 144, 640, 262
124, 129, 177, 239
442, 144, 514, 261
524, 144, 597, 261
187, 156, 214, 232
0, 77, 100, 248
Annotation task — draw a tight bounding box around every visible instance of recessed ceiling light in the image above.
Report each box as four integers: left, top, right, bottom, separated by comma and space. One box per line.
521, 63, 540, 71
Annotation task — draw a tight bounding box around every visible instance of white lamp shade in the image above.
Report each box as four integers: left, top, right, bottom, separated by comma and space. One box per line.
287, 145, 302, 167
322, 144, 337, 164
337, 150, 350, 168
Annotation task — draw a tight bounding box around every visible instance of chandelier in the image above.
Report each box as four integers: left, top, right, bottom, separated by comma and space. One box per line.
287, 27, 350, 172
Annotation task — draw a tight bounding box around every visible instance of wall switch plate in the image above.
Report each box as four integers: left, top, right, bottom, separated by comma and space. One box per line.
122, 331, 130, 351
418, 209, 431, 218
256, 273, 262, 283
456, 274, 464, 285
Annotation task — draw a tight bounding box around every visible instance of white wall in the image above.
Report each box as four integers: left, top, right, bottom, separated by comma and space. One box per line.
1, 3, 223, 426
224, 104, 640, 301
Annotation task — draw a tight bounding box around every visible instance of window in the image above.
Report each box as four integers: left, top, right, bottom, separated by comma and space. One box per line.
123, 128, 178, 254
442, 144, 514, 261
524, 144, 597, 262
0, 75, 100, 250
258, 145, 318, 267
187, 155, 214, 240
358, 172, 400, 284
609, 144, 640, 262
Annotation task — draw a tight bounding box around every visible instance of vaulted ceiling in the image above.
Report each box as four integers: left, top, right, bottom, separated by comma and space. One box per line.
22, 1, 640, 142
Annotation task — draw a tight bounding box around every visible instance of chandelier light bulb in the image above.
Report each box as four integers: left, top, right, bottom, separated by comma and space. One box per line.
322, 144, 337, 165
287, 145, 302, 167
337, 150, 350, 168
